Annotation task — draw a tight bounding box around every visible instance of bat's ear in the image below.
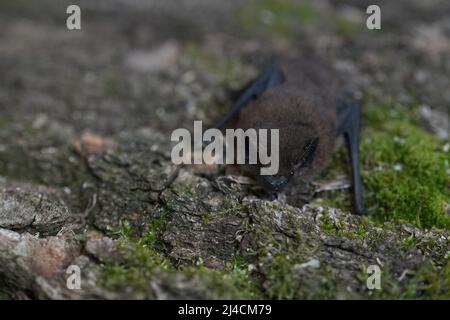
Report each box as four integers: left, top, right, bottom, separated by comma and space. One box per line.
293, 138, 318, 171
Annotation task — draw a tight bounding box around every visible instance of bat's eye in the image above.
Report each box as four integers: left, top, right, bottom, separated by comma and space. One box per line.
294, 138, 319, 170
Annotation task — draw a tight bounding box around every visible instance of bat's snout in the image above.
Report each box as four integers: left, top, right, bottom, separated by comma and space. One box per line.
260, 175, 290, 191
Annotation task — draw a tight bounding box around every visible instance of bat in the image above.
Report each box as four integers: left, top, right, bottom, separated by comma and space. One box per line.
213, 58, 368, 215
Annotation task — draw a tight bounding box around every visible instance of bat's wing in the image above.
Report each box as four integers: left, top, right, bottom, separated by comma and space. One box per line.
336, 101, 370, 215
214, 63, 285, 128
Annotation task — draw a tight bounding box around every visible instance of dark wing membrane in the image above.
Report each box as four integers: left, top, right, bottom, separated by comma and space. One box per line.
214, 63, 286, 129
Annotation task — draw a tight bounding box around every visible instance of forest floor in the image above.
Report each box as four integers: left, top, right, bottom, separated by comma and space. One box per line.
0, 0, 449, 299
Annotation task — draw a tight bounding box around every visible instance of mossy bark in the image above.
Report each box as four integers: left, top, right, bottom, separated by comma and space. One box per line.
0, 0, 449, 299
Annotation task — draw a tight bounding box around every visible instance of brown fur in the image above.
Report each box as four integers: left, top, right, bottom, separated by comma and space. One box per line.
233, 59, 344, 182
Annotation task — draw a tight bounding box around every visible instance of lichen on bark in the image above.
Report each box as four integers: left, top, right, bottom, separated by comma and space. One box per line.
0, 0, 449, 300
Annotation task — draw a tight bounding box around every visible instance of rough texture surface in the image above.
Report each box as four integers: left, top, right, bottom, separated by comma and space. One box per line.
0, 184, 70, 235
0, 0, 449, 299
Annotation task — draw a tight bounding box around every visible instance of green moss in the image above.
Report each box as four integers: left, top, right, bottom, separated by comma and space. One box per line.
364, 261, 450, 299
112, 220, 133, 238
181, 254, 261, 299
319, 209, 338, 235
361, 101, 450, 229
200, 203, 247, 225
101, 218, 173, 291
318, 209, 383, 245
236, 0, 366, 41
99, 220, 260, 299
262, 252, 344, 299
101, 74, 127, 98
402, 262, 450, 299
237, 0, 317, 37
100, 245, 173, 293
401, 234, 421, 248
313, 191, 352, 213
319, 96, 449, 229
0, 290, 12, 300
185, 44, 246, 87
263, 253, 299, 299
335, 14, 365, 39
100, 247, 259, 299
242, 205, 340, 299
139, 215, 167, 246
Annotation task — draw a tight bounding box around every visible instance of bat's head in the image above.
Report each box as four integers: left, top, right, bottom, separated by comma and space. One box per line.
236, 88, 336, 192
257, 135, 319, 191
